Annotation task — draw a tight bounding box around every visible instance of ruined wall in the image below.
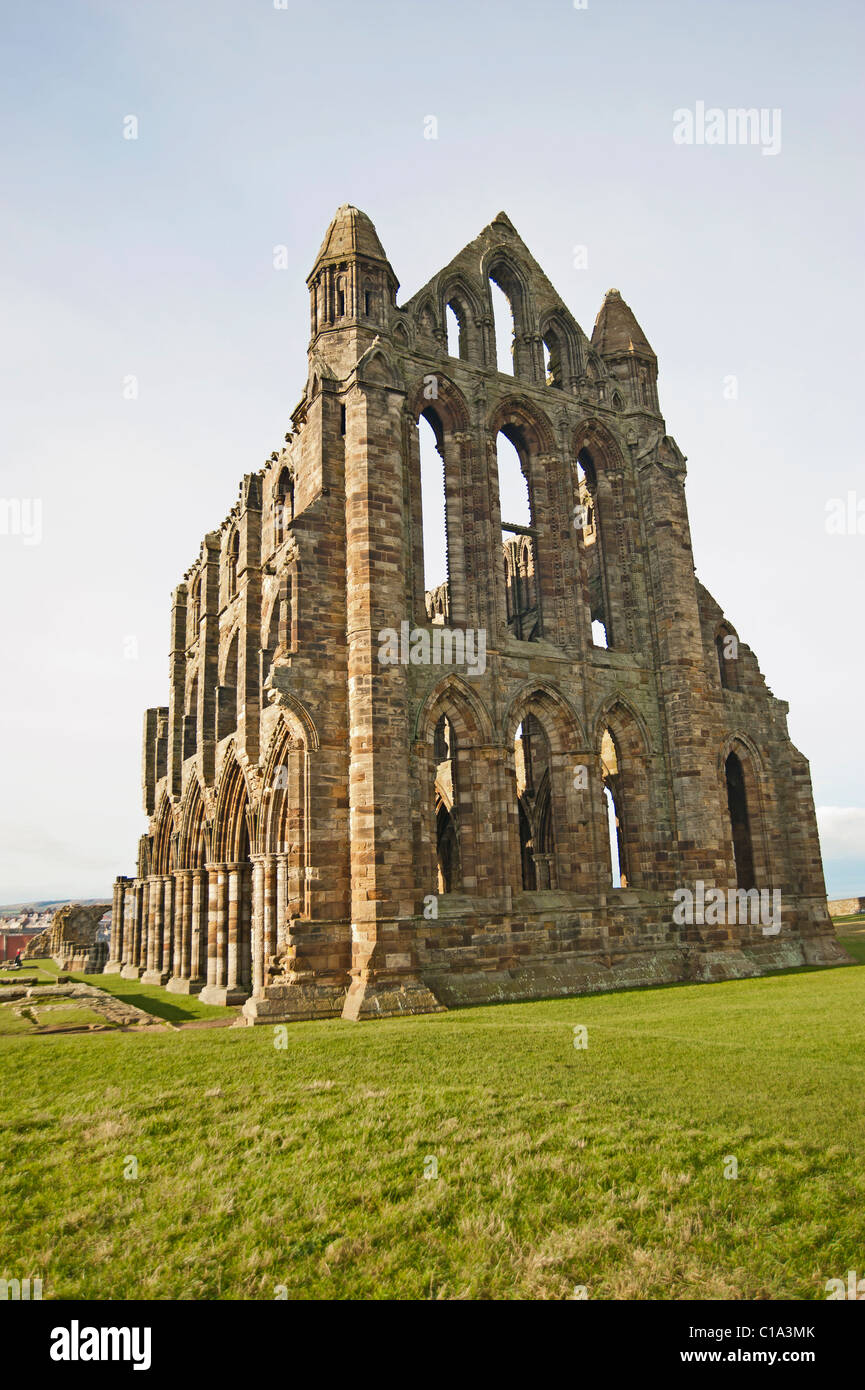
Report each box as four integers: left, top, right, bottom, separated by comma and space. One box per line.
109, 206, 848, 1021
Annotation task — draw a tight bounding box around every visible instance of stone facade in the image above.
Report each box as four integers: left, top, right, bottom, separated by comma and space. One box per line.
109, 207, 848, 1021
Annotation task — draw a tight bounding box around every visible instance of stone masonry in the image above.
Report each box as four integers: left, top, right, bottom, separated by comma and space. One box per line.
108, 207, 849, 1021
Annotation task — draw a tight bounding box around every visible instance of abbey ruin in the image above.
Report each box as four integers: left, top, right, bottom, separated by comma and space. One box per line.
108, 207, 846, 1020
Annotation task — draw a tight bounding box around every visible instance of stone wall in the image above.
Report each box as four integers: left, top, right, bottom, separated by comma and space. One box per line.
828, 897, 865, 917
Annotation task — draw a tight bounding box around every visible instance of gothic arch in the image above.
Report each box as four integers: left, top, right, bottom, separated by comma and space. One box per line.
439, 274, 485, 364
718, 729, 765, 775
414, 673, 494, 746
356, 344, 401, 390
178, 775, 209, 870
482, 248, 532, 316
413, 296, 439, 340
593, 695, 656, 889
539, 308, 581, 388
258, 715, 310, 867
151, 793, 175, 876
592, 693, 653, 759
270, 690, 320, 751
407, 373, 471, 435
413, 676, 493, 901
719, 734, 771, 887
572, 418, 628, 474
213, 749, 253, 864
489, 395, 557, 458
503, 681, 587, 753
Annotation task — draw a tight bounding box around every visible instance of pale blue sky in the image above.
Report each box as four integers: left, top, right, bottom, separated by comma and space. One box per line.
1, 0, 863, 900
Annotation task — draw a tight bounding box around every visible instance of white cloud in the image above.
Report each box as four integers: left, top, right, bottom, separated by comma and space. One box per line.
816, 807, 865, 859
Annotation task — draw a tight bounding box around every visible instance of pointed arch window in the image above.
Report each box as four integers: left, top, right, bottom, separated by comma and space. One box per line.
226, 529, 239, 600
433, 714, 461, 893
514, 714, 555, 890
187, 573, 201, 645
274, 468, 294, 547
490, 277, 516, 375
601, 727, 628, 887
445, 301, 464, 359
725, 752, 756, 890
498, 428, 540, 641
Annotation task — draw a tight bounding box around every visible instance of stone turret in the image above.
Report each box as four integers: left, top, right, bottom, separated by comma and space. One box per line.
592, 288, 659, 413
306, 205, 398, 371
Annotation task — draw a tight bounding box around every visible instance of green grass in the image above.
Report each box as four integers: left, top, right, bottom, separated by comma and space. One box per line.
27, 960, 235, 1024
838, 933, 865, 965
1, 955, 863, 1301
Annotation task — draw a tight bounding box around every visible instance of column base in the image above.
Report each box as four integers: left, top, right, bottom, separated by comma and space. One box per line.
120, 964, 144, 980
342, 972, 446, 1021
241, 977, 348, 1024
166, 976, 204, 995
198, 984, 250, 1006
141, 969, 170, 986
103, 960, 124, 974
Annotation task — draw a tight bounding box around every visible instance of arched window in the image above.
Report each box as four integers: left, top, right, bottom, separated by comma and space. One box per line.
498, 429, 539, 640
445, 302, 463, 359
336, 277, 346, 317
489, 274, 517, 375
433, 714, 460, 893
576, 449, 612, 647
362, 281, 375, 317
274, 468, 294, 547
419, 409, 449, 600
226, 530, 239, 600
725, 752, 755, 889
601, 727, 628, 887
542, 327, 564, 389
187, 573, 201, 645
514, 714, 555, 890
183, 675, 198, 759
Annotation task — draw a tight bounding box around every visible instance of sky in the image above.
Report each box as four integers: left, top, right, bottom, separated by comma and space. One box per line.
1, 0, 863, 902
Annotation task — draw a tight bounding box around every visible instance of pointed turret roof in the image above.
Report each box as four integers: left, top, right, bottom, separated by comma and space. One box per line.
308, 205, 395, 282
591, 289, 655, 359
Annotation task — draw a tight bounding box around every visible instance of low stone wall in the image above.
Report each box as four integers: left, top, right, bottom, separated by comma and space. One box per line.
54, 941, 108, 974
828, 897, 865, 917
239, 890, 852, 1023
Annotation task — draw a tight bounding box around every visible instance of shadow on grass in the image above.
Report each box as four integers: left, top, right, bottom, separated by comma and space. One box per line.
118, 993, 197, 1023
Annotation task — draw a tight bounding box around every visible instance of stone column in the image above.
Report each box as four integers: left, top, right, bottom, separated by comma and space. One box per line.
199, 864, 239, 1004
161, 875, 174, 978
105, 877, 127, 972
226, 864, 241, 991
251, 856, 265, 996
167, 870, 197, 994
142, 876, 168, 984
190, 869, 206, 987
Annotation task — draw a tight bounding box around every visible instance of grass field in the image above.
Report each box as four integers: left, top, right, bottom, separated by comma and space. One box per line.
0, 935, 862, 1301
